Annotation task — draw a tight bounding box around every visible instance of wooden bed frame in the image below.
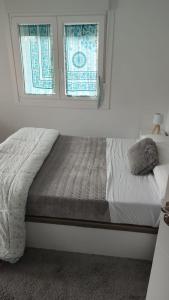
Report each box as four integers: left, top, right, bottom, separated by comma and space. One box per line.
26, 215, 158, 234
26, 215, 158, 261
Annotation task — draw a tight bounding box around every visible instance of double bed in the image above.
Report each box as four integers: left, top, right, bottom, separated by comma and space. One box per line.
0, 127, 166, 262
26, 135, 161, 233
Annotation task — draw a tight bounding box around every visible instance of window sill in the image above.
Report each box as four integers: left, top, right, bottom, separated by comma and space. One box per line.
17, 96, 101, 109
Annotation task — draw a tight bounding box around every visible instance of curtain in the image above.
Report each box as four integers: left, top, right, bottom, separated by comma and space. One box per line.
19, 24, 55, 95
64, 24, 98, 97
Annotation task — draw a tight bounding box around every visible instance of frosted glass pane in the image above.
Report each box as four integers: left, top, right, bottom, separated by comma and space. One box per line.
19, 24, 55, 95
64, 24, 98, 97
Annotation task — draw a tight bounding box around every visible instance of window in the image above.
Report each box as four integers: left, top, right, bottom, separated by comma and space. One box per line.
64, 24, 98, 97
19, 24, 55, 95
58, 16, 105, 103
10, 15, 111, 108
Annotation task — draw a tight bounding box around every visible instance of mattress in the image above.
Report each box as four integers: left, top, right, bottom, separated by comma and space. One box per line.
26, 136, 161, 227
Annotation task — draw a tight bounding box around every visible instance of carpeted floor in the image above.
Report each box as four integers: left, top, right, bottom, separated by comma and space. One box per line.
0, 248, 151, 300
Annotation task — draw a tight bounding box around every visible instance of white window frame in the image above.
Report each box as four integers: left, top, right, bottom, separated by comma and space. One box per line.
9, 13, 112, 109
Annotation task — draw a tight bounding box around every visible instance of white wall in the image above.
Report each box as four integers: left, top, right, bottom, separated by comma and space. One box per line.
0, 0, 169, 141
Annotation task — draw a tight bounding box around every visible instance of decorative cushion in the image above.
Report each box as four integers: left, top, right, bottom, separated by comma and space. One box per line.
128, 138, 159, 175
140, 134, 169, 164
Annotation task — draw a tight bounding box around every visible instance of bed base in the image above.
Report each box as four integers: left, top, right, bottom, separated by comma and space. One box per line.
26, 217, 157, 261
26, 216, 158, 234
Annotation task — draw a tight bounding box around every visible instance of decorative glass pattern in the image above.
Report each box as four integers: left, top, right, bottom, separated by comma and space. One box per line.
64, 24, 98, 97
19, 24, 55, 95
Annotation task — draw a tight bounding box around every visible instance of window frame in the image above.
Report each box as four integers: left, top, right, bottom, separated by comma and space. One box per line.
9, 13, 112, 109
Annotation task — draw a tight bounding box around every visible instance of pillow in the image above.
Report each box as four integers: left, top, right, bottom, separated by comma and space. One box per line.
128, 138, 159, 175
140, 134, 169, 164
153, 164, 169, 200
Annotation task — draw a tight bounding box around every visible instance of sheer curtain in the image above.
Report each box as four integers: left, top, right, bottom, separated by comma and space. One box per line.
64, 24, 98, 97
19, 24, 55, 95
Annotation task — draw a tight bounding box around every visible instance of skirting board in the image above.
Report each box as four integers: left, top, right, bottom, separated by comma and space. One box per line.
26, 222, 157, 261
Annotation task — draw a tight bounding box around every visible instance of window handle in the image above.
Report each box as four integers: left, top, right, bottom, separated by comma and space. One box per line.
97, 76, 103, 108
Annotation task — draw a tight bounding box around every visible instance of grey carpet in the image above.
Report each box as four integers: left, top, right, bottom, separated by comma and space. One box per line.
0, 248, 151, 300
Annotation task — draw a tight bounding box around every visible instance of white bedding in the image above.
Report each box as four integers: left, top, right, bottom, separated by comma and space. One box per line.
0, 127, 58, 262
106, 138, 162, 227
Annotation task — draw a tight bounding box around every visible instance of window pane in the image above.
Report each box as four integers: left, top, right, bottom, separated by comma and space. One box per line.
64, 24, 98, 97
19, 24, 55, 95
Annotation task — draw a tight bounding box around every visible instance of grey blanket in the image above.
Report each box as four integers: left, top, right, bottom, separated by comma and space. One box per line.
27, 136, 110, 223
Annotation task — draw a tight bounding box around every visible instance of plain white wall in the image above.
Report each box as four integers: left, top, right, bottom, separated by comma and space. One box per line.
0, 0, 169, 141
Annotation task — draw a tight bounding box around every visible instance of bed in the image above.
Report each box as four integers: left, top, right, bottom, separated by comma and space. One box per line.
26, 135, 161, 232
0, 127, 167, 262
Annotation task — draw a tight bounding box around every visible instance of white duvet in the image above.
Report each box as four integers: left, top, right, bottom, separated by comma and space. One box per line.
106, 138, 162, 227
0, 127, 58, 262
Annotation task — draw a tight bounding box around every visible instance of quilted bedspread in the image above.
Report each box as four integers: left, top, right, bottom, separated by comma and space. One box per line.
0, 127, 58, 262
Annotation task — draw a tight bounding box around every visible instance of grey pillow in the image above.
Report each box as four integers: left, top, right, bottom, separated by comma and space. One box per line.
128, 138, 159, 175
